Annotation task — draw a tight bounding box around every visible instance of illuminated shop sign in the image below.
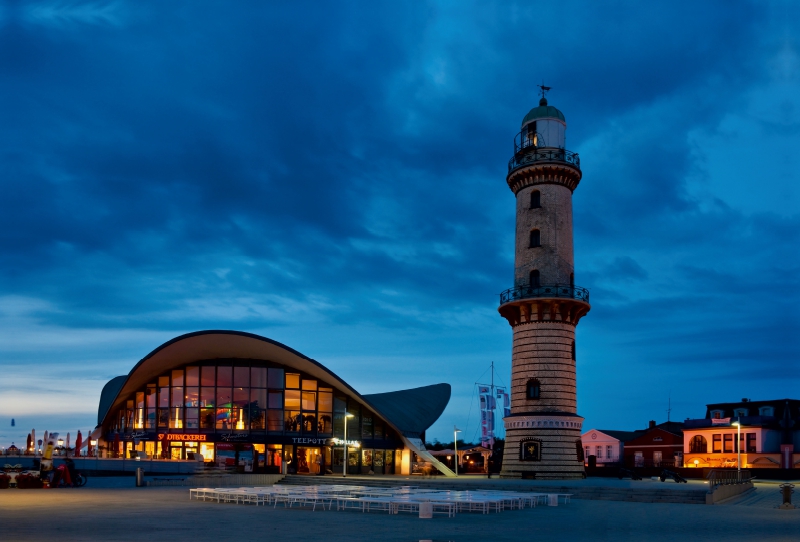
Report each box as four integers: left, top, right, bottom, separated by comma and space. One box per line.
328, 438, 360, 447
288, 437, 338, 446
158, 434, 208, 442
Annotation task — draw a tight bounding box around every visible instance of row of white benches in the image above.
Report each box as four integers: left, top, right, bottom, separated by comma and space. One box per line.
189, 485, 571, 517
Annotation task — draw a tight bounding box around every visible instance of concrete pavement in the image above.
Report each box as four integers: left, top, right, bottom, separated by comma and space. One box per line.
0, 479, 798, 541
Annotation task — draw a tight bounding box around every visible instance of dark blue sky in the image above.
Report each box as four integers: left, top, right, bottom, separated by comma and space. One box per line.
1, 1, 799, 446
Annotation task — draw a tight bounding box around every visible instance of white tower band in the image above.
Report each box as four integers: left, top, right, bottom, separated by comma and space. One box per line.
499, 92, 590, 479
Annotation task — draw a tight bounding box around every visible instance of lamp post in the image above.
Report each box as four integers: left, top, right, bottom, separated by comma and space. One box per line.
342, 412, 354, 477
454, 426, 462, 476
732, 417, 741, 478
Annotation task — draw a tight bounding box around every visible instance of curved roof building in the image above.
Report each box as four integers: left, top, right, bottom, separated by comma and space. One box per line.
95, 330, 454, 476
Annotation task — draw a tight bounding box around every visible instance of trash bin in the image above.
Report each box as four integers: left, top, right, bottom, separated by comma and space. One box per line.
135, 468, 144, 487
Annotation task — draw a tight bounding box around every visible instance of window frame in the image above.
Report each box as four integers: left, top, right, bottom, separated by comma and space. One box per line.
529, 229, 541, 248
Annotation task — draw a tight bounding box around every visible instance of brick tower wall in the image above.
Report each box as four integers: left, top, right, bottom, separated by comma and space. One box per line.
500, 320, 584, 479
513, 183, 574, 287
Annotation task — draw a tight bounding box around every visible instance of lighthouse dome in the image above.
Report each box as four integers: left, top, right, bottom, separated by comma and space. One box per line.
521, 97, 565, 126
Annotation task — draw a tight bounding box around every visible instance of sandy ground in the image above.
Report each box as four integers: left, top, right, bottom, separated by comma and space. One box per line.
0, 480, 798, 541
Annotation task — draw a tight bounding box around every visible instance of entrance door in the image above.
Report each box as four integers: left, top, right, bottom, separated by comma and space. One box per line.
170, 442, 183, 460
296, 447, 321, 474
373, 449, 385, 474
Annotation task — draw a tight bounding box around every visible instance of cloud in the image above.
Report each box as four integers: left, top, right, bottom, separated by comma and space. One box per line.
1, 1, 799, 440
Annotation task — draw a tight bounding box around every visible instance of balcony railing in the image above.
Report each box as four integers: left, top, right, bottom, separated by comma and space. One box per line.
508, 148, 580, 173
499, 283, 590, 305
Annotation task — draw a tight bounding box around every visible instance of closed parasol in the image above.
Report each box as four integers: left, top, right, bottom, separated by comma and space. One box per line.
26, 434, 32, 454
74, 431, 82, 457
114, 432, 121, 458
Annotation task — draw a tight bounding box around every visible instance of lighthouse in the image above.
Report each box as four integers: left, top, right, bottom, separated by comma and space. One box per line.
498, 89, 590, 479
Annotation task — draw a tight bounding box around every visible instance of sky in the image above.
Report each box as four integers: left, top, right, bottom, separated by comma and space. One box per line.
1, 1, 799, 447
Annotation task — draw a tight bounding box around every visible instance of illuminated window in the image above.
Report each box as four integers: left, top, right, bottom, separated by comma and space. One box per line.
286, 373, 300, 389
525, 121, 537, 147
530, 190, 541, 209
723, 434, 733, 453
526, 379, 541, 400
712, 434, 721, 453
746, 433, 756, 452
689, 435, 707, 453
529, 229, 540, 248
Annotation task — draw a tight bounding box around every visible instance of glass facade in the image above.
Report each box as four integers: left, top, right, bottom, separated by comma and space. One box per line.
105, 359, 403, 474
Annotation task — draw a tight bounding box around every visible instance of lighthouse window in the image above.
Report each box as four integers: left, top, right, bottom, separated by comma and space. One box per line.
529, 270, 540, 288
571, 340, 576, 361
529, 229, 540, 248
530, 190, 541, 209
525, 122, 537, 147
526, 379, 541, 400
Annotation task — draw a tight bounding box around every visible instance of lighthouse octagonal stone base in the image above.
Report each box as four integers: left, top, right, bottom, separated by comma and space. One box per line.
500, 413, 585, 479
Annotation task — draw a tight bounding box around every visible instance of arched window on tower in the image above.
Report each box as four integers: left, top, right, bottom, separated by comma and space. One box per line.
530, 190, 541, 209
569, 273, 574, 287
526, 379, 541, 400
529, 269, 540, 288
529, 229, 540, 248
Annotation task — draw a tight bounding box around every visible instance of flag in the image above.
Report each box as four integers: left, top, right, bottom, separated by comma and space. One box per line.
478, 386, 489, 395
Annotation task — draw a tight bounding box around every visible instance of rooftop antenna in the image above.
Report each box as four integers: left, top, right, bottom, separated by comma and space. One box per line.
666, 393, 672, 422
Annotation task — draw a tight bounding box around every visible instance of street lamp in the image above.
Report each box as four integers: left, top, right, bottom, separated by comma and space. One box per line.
342, 412, 355, 478
732, 417, 741, 478
454, 426, 462, 476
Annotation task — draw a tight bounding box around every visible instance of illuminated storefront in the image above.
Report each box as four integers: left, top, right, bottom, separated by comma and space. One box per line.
95, 331, 452, 475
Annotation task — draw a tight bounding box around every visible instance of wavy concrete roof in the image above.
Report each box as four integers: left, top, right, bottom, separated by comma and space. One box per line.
97, 330, 450, 439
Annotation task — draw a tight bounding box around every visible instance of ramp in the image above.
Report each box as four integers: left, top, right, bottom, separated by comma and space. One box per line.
402, 436, 456, 477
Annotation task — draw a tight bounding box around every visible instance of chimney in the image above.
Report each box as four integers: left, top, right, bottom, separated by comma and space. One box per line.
742, 398, 749, 403
649, 420, 656, 429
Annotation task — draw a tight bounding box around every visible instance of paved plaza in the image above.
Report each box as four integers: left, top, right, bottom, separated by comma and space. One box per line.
0, 478, 798, 541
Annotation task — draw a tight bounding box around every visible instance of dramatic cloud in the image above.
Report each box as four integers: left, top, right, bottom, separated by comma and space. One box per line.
1, 1, 798, 444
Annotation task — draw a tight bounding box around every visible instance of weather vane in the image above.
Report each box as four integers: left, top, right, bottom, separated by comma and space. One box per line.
538, 81, 551, 99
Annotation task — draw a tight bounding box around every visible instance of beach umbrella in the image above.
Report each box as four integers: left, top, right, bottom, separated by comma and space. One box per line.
87, 438, 93, 457
31, 429, 36, 455
66, 432, 70, 451
26, 434, 32, 453
74, 431, 83, 457
114, 432, 121, 458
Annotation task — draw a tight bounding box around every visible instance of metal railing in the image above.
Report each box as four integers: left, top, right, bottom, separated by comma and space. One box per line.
707, 469, 753, 489
508, 147, 580, 173
499, 283, 590, 305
